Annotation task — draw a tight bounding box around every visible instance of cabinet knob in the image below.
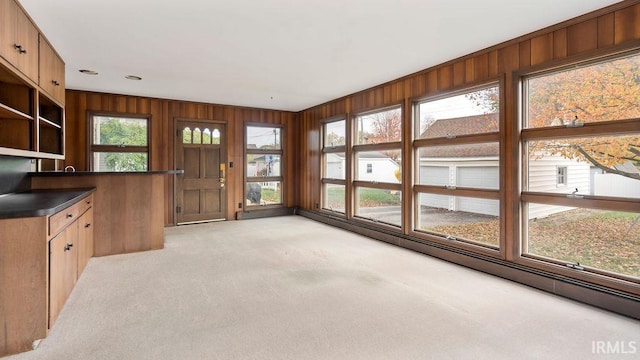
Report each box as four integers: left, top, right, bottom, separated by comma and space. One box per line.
66, 213, 73, 218
52, 80, 60, 86
64, 243, 74, 251
85, 223, 91, 228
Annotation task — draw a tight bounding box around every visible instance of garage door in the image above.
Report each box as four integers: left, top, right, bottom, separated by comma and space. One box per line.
456, 166, 499, 216
419, 166, 449, 209
457, 166, 498, 189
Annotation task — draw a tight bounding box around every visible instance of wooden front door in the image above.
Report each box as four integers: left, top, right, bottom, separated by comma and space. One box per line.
176, 120, 227, 224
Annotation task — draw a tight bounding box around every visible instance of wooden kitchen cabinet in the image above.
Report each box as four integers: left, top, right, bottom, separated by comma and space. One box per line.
0, 191, 94, 357
0, 0, 65, 159
47, 193, 93, 328
38, 35, 65, 105
0, 0, 38, 83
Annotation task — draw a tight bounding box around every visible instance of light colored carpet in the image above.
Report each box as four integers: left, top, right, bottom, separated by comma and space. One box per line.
7, 215, 639, 360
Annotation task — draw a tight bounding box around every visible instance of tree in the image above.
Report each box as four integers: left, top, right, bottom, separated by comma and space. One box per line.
99, 118, 148, 171
527, 54, 640, 180
474, 54, 640, 179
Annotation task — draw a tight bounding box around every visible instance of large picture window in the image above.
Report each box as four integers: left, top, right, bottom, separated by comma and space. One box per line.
89, 114, 149, 172
413, 83, 501, 249
521, 51, 640, 281
245, 125, 283, 207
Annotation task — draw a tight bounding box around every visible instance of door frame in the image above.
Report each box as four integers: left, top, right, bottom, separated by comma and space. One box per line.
173, 117, 229, 224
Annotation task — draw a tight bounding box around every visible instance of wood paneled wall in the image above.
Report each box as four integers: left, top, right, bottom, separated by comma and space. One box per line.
64, 90, 299, 225
297, 0, 640, 229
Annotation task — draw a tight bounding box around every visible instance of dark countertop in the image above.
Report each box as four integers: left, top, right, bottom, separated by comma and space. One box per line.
30, 170, 183, 177
0, 188, 96, 219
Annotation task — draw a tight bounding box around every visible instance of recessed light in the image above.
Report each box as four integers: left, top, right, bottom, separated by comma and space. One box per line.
79, 69, 98, 75
125, 75, 142, 80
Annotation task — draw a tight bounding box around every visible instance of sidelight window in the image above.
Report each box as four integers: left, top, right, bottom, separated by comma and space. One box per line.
245, 125, 283, 207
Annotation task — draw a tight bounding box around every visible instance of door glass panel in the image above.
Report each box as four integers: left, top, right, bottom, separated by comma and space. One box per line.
182, 127, 192, 144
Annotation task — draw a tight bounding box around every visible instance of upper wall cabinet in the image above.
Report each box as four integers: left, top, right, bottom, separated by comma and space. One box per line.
0, 0, 65, 160
0, 0, 38, 83
39, 36, 65, 105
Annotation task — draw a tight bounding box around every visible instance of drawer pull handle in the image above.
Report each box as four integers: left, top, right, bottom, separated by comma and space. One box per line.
66, 213, 73, 218
64, 243, 73, 251
52, 80, 60, 86
85, 223, 91, 228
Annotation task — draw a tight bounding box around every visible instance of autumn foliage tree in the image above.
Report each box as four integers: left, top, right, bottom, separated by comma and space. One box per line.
526, 53, 640, 180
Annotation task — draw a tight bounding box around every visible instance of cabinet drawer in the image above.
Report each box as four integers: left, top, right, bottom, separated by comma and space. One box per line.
48, 195, 93, 237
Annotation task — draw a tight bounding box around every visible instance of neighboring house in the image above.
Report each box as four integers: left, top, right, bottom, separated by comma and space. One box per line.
418, 114, 592, 218
326, 152, 401, 184
247, 154, 281, 191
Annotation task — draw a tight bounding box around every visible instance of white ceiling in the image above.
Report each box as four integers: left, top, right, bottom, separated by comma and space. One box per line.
21, 0, 621, 112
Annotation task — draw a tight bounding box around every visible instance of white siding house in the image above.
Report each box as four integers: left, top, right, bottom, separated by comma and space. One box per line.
326, 152, 400, 183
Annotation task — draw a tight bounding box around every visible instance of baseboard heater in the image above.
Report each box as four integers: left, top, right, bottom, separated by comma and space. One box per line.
236, 207, 295, 220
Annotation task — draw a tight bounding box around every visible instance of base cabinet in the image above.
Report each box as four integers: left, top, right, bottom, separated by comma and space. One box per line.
0, 192, 93, 357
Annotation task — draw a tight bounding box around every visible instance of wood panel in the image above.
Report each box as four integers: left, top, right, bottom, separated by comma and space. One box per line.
614, 3, 640, 44
64, 90, 297, 225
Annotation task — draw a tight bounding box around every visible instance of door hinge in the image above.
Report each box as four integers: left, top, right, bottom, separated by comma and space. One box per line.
176, 206, 181, 213
176, 129, 181, 137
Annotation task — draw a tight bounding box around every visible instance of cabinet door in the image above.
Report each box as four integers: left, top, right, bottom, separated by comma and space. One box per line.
48, 223, 78, 328
15, 5, 38, 82
39, 36, 65, 104
0, 0, 19, 66
0, 0, 38, 83
77, 208, 94, 276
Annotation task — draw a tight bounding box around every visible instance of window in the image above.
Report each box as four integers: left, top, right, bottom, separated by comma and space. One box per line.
413, 83, 501, 249
321, 118, 347, 213
353, 107, 402, 227
556, 166, 568, 186
89, 114, 149, 172
521, 51, 640, 281
245, 125, 283, 207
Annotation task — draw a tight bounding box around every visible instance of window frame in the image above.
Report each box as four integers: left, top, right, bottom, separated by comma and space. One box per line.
410, 81, 504, 255
351, 105, 403, 229
244, 124, 285, 208
87, 112, 151, 172
517, 48, 640, 293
